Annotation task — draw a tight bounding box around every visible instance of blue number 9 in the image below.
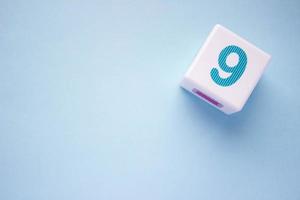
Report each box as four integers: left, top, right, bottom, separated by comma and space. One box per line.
210, 45, 247, 87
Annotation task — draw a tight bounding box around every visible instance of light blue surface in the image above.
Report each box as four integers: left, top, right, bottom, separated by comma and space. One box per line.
1, 1, 300, 199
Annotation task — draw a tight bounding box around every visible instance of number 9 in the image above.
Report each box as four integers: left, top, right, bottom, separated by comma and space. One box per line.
210, 45, 247, 87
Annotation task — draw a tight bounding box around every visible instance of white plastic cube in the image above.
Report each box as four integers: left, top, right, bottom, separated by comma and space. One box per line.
181, 24, 271, 114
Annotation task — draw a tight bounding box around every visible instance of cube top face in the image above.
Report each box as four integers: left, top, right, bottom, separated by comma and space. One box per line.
183, 24, 271, 113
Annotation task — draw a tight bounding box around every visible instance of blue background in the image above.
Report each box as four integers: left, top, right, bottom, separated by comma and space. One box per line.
1, 0, 300, 199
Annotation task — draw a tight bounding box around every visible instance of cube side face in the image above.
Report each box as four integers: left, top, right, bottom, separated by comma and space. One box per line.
182, 24, 271, 114
180, 76, 237, 114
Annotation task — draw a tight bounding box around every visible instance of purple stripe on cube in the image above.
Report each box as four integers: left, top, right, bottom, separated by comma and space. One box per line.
192, 88, 223, 108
